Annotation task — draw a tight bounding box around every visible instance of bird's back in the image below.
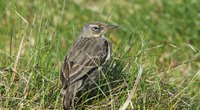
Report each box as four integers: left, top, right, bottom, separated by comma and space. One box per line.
64, 37, 110, 82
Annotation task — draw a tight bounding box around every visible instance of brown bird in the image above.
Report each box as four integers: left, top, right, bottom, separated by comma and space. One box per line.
60, 22, 118, 110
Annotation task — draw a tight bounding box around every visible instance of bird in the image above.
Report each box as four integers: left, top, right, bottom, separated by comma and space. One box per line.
60, 22, 118, 110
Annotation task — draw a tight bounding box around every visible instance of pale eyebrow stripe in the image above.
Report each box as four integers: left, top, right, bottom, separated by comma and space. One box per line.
89, 24, 99, 27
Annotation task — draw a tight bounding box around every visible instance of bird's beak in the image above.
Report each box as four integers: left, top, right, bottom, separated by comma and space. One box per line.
106, 25, 119, 30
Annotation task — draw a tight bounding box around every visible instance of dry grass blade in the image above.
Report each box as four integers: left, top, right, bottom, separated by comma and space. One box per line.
13, 36, 24, 73
119, 65, 143, 110
12, 9, 29, 81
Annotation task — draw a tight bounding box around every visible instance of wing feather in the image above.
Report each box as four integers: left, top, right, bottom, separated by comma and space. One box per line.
61, 37, 111, 90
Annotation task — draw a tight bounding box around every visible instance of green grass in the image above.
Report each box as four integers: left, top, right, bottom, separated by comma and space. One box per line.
0, 0, 200, 109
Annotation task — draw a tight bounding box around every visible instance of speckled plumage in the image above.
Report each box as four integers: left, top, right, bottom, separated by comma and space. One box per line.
60, 22, 117, 110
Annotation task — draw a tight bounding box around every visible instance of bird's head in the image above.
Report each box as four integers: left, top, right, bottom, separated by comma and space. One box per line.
80, 22, 118, 37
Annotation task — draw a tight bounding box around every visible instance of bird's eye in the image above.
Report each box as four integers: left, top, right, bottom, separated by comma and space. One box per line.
92, 26, 99, 31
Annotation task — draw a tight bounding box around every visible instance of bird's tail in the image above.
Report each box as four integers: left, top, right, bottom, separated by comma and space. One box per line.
63, 93, 71, 110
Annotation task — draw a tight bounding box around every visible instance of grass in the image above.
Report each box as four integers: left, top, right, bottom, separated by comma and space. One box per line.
0, 0, 200, 109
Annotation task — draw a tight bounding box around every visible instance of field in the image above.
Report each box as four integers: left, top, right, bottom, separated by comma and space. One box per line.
0, 0, 200, 109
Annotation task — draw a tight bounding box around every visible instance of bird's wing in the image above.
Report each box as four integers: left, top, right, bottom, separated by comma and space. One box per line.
61, 37, 111, 89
